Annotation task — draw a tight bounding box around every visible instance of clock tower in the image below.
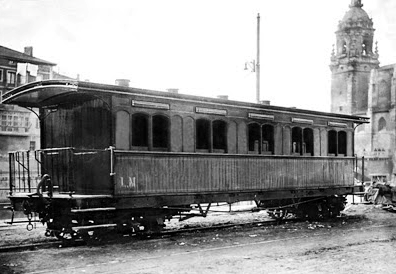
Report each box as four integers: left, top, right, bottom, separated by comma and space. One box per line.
330, 0, 380, 115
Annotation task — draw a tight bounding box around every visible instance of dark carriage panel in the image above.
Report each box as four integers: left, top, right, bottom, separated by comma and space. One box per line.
42, 99, 111, 149
40, 149, 112, 194
8, 148, 112, 195
114, 151, 355, 196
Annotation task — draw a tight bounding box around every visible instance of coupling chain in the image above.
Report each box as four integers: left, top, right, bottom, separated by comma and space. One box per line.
26, 212, 34, 231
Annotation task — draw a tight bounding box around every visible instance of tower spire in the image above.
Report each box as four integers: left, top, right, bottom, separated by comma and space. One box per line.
350, 0, 363, 8
330, 0, 379, 115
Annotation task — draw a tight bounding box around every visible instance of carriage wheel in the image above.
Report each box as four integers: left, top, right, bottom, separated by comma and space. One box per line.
268, 209, 287, 220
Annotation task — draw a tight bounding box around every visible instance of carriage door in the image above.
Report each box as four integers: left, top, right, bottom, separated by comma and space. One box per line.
41, 99, 112, 195
72, 100, 112, 194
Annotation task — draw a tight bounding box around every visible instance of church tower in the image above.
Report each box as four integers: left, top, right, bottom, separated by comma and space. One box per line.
330, 0, 380, 115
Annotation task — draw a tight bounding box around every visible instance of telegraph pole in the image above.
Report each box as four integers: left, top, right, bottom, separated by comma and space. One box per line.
256, 13, 260, 104
244, 13, 261, 103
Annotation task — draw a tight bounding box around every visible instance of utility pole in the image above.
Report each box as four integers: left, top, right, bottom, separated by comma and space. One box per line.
245, 13, 261, 103
256, 13, 260, 104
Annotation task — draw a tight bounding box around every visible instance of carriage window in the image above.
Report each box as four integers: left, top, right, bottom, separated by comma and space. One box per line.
262, 124, 274, 154
212, 120, 226, 151
328, 130, 347, 156
248, 123, 261, 153
153, 115, 170, 149
291, 127, 302, 155
132, 113, 148, 147
338, 131, 347, 156
303, 128, 314, 156
328, 130, 338, 156
196, 119, 210, 150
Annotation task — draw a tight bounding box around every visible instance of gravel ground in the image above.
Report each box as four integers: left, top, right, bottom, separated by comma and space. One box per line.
1, 201, 396, 274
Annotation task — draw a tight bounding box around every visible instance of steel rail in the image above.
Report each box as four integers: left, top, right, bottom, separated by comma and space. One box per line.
0, 215, 363, 253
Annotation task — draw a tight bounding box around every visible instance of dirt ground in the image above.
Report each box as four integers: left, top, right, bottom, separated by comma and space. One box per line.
1, 202, 396, 274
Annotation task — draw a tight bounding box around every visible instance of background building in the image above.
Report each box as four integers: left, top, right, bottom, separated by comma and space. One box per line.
330, 0, 396, 183
0, 45, 56, 208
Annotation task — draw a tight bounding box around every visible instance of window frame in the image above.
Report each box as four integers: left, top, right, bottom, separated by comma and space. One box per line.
29, 141, 36, 151
262, 124, 274, 155
0, 112, 30, 133
195, 118, 211, 152
212, 119, 227, 153
131, 113, 149, 150
328, 130, 338, 156
152, 114, 170, 151
303, 128, 314, 156
291, 127, 303, 155
327, 129, 347, 157
378, 117, 386, 132
248, 122, 261, 154
6, 70, 16, 86
337, 130, 347, 156
248, 122, 275, 155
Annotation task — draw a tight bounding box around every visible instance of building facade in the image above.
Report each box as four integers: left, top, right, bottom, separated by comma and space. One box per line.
330, 0, 396, 183
0, 46, 56, 204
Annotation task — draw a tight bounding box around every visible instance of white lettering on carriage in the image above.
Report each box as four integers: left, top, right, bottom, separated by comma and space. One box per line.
119, 176, 136, 189
129, 177, 136, 189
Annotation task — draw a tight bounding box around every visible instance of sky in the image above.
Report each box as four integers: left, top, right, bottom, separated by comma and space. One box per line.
1, 0, 396, 112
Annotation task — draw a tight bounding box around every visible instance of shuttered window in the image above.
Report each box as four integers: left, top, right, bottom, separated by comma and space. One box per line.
132, 113, 149, 148
196, 118, 210, 150
153, 115, 170, 150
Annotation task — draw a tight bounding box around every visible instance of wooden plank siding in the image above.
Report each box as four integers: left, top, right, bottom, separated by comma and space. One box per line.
114, 152, 355, 196
42, 99, 111, 149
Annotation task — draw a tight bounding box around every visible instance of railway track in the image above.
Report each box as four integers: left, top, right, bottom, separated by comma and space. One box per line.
0, 214, 363, 253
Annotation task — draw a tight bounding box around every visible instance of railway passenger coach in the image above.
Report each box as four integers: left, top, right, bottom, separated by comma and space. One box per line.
2, 80, 368, 240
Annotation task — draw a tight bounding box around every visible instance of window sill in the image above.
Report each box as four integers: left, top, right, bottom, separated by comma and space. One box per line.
131, 146, 149, 151
196, 149, 210, 153
152, 147, 169, 152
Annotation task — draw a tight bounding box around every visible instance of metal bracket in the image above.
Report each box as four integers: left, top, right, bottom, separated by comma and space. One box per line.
3, 205, 15, 225
108, 146, 116, 176
197, 203, 211, 217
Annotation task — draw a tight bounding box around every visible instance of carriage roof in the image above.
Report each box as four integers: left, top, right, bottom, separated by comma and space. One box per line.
2, 79, 369, 124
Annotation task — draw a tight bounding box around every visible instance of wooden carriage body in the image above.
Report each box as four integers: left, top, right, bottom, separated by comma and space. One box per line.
3, 80, 368, 209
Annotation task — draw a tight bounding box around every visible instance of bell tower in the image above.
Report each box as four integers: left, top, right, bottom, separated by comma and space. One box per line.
330, 0, 379, 115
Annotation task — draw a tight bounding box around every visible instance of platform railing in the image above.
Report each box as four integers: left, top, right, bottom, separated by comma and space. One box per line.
9, 148, 112, 195
8, 150, 41, 194
39, 147, 75, 194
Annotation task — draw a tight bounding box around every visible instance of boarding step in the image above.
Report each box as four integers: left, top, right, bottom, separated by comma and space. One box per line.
72, 223, 117, 232
70, 207, 116, 213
